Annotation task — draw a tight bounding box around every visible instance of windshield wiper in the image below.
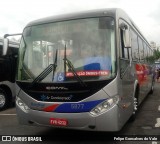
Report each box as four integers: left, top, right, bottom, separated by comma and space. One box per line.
52, 49, 58, 81
30, 64, 53, 87
63, 44, 87, 87
30, 49, 58, 87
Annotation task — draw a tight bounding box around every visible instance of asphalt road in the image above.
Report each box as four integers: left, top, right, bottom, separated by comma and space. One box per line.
0, 82, 160, 144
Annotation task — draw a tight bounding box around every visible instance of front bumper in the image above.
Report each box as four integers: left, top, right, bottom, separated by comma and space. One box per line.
16, 103, 120, 131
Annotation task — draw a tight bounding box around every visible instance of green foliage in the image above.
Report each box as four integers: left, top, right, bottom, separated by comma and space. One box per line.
146, 55, 155, 63
153, 49, 160, 60
146, 49, 160, 63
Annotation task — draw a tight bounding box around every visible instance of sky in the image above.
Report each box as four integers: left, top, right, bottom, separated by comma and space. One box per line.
0, 0, 160, 45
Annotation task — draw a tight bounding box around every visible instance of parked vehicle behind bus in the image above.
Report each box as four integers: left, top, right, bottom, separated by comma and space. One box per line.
0, 38, 19, 110
3, 8, 154, 131
155, 61, 160, 82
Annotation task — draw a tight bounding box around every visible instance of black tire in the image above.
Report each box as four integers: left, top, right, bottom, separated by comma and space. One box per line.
129, 88, 139, 122
0, 89, 9, 110
149, 80, 154, 94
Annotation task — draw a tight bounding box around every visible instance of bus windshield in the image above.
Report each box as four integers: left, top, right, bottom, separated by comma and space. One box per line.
17, 17, 116, 83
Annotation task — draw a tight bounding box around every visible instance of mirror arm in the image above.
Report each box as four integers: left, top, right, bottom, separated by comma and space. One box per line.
4, 33, 22, 38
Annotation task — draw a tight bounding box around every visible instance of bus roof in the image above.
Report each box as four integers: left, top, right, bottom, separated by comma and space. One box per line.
25, 8, 151, 48
26, 8, 121, 27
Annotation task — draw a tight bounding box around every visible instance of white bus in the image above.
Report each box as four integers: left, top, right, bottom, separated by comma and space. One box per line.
3, 8, 154, 131
0, 38, 19, 110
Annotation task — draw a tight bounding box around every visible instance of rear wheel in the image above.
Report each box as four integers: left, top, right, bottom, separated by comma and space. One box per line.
129, 88, 139, 122
0, 89, 9, 110
149, 79, 154, 94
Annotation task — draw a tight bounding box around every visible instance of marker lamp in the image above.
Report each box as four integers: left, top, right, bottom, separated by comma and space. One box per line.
16, 97, 30, 112
90, 96, 119, 116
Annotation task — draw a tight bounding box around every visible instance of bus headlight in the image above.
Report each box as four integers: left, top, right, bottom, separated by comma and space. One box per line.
16, 97, 30, 112
90, 96, 119, 116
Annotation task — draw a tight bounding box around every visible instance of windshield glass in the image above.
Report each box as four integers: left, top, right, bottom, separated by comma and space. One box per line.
17, 17, 116, 83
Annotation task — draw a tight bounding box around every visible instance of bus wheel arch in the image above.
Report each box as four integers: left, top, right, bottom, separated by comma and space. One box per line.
0, 85, 12, 110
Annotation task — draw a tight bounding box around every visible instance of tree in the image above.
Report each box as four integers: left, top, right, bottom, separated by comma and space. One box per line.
153, 49, 160, 60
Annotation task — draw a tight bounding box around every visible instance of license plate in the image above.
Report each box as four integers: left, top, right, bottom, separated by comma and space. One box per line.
50, 118, 68, 126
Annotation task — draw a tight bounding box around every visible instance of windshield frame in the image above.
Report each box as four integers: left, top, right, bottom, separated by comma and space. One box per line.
17, 16, 117, 83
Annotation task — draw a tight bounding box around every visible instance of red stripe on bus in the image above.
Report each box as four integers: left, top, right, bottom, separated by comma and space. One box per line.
43, 104, 59, 112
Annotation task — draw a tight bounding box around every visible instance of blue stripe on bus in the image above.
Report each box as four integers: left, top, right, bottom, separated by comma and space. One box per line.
54, 99, 106, 113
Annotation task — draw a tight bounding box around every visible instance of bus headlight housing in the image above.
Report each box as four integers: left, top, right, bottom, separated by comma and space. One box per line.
16, 97, 30, 112
90, 96, 119, 116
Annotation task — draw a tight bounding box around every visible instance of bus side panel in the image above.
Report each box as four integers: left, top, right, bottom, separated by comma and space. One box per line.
103, 76, 135, 131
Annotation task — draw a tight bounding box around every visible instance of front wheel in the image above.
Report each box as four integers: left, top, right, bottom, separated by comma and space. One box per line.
0, 89, 8, 110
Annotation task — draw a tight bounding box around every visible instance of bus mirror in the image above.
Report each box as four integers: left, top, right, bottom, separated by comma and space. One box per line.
123, 29, 131, 48
3, 33, 22, 55
120, 23, 131, 48
3, 38, 9, 55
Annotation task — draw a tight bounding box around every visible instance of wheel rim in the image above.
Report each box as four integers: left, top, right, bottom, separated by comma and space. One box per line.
133, 97, 138, 114
151, 85, 154, 91
0, 94, 6, 108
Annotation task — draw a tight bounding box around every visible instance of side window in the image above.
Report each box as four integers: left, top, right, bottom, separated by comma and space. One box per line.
144, 43, 148, 63
147, 46, 153, 64
138, 37, 144, 61
131, 29, 139, 61
146, 46, 150, 63
148, 47, 151, 57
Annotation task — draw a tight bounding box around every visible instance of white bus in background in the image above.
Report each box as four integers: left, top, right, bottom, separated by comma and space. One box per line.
0, 38, 19, 110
